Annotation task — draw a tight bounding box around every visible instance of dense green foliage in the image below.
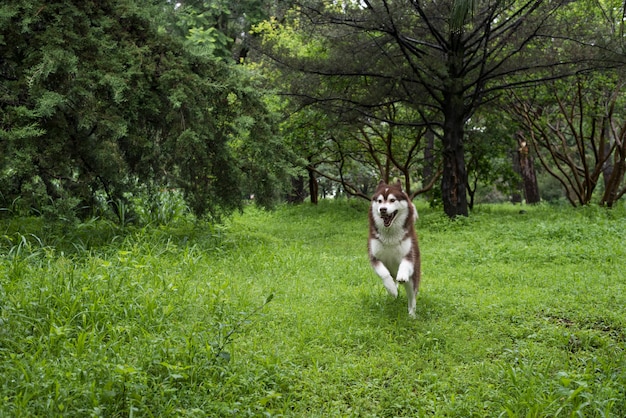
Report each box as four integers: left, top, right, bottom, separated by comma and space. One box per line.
2, 0, 626, 217
0, 0, 290, 220
256, 0, 626, 213
1, 201, 625, 415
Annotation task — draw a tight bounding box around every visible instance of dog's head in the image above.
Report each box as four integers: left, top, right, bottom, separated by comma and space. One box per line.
370, 180, 412, 228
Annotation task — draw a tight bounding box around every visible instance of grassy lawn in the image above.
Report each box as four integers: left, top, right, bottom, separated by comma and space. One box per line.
1, 201, 625, 416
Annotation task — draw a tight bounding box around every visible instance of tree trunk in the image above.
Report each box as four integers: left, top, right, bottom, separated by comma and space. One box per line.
601, 150, 625, 207
441, 90, 469, 218
600, 141, 616, 206
467, 174, 477, 210
287, 176, 305, 203
440, 31, 469, 218
307, 166, 319, 204
516, 133, 540, 204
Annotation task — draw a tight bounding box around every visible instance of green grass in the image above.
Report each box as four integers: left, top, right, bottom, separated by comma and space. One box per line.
1, 201, 626, 416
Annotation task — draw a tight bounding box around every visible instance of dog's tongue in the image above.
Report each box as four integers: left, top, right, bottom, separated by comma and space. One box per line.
382, 213, 395, 227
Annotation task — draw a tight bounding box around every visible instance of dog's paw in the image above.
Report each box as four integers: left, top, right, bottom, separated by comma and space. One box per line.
396, 262, 413, 283
382, 276, 398, 298
385, 285, 398, 298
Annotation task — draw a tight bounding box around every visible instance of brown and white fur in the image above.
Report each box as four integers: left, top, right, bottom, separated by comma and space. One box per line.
368, 181, 421, 317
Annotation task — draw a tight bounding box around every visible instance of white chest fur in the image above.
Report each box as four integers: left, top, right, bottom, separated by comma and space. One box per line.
369, 233, 412, 277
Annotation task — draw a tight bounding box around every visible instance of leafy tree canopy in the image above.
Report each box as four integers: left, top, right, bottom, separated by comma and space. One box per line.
254, 0, 626, 216
0, 0, 290, 221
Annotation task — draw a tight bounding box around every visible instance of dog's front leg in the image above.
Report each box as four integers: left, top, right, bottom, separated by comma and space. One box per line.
396, 258, 414, 284
371, 259, 398, 298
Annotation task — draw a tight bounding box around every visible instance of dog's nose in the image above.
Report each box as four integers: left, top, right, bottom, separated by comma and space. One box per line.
380, 207, 387, 214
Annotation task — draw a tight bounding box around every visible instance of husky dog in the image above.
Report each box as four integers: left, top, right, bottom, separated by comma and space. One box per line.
368, 181, 421, 317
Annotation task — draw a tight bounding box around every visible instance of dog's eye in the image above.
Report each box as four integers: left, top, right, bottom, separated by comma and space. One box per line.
389, 198, 396, 203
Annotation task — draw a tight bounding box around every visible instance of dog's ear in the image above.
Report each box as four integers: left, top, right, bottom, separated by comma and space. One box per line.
395, 180, 403, 189
378, 180, 386, 186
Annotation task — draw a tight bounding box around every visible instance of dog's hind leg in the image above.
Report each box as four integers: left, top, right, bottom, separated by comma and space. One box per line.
403, 281, 417, 318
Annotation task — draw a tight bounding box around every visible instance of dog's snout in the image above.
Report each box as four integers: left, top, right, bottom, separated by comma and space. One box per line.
379, 207, 387, 214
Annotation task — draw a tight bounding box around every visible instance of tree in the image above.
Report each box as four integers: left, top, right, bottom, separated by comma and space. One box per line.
0, 0, 288, 220
508, 73, 626, 206
172, 0, 272, 62
257, 0, 615, 217
514, 132, 541, 204
301, 104, 440, 200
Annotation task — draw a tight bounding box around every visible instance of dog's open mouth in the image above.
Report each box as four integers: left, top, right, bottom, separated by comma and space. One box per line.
381, 211, 397, 227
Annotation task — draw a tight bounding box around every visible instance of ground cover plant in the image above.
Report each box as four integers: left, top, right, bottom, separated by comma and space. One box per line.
1, 201, 625, 416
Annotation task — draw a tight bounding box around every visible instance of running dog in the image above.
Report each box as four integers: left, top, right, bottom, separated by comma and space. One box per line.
368, 181, 421, 317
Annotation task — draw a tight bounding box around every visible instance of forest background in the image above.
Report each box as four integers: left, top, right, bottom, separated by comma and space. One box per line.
3, 1, 626, 416
3, 0, 626, 221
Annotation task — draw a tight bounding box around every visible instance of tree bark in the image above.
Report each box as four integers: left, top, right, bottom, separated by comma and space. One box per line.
441, 86, 469, 218
601, 142, 625, 207
307, 166, 319, 204
516, 133, 541, 204
600, 139, 619, 207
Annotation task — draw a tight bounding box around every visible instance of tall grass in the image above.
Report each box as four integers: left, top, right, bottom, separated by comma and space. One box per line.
1, 201, 625, 416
